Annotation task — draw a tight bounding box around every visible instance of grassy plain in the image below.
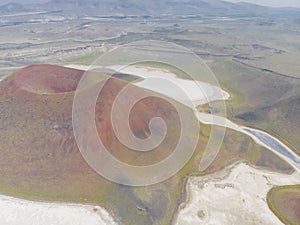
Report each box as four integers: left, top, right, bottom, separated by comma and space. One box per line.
0, 10, 299, 224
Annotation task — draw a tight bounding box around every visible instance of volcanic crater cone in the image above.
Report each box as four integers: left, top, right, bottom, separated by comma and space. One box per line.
0, 64, 201, 225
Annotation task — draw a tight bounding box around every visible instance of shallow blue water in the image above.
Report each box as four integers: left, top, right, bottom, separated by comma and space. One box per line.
244, 128, 300, 165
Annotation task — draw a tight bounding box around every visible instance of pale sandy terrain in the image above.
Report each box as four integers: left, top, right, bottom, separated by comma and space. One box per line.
109, 65, 230, 106
65, 64, 230, 107
0, 195, 117, 225
0, 74, 11, 82
65, 64, 98, 71
175, 163, 300, 225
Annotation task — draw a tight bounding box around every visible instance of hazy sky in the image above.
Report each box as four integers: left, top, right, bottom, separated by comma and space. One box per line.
0, 0, 48, 4
223, 0, 300, 8
0, 0, 300, 8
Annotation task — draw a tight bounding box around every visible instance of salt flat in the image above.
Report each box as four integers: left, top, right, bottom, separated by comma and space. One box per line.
0, 195, 117, 225
175, 162, 300, 225
65, 64, 230, 107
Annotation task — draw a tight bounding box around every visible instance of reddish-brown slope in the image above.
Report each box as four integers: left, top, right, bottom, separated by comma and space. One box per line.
93, 77, 184, 166
9, 64, 84, 94
0, 64, 200, 225
268, 185, 300, 225
0, 63, 188, 181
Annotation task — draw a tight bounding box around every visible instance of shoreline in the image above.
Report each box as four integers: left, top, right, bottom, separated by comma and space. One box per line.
196, 112, 300, 172
0, 193, 117, 225
174, 162, 300, 225
171, 161, 237, 225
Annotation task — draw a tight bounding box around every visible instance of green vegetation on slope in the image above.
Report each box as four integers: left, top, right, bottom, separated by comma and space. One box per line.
0, 64, 294, 225
211, 59, 300, 155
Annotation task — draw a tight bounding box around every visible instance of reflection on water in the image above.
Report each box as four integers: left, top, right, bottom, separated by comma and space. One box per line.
244, 128, 300, 164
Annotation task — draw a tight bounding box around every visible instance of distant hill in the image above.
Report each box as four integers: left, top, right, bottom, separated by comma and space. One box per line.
1, 0, 299, 16
41, 0, 269, 15
0, 3, 28, 13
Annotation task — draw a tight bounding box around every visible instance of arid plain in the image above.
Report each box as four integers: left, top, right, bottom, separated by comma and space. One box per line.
0, 1, 300, 224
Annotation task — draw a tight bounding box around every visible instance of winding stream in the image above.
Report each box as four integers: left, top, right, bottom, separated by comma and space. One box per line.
195, 112, 300, 172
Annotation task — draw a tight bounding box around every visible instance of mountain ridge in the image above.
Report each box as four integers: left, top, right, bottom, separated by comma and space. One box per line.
1, 0, 299, 16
